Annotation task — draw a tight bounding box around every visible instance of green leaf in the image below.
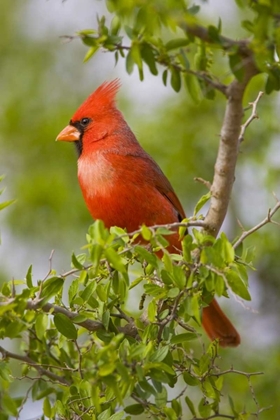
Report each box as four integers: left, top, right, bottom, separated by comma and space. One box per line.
165, 38, 189, 51
0, 302, 16, 316
53, 313, 77, 340
141, 225, 152, 240
43, 397, 52, 417
129, 276, 144, 289
131, 43, 143, 80
0, 362, 12, 382
124, 404, 145, 415
126, 49, 135, 74
172, 265, 186, 289
229, 395, 238, 416
110, 15, 121, 35
83, 45, 99, 62
155, 386, 167, 408
170, 67, 181, 92
194, 191, 211, 215
1, 394, 18, 416
105, 247, 126, 273
25, 265, 33, 288
198, 397, 212, 418
41, 277, 64, 300
185, 395, 197, 416
167, 287, 180, 298
149, 346, 169, 362
219, 233, 235, 263
96, 283, 107, 302
141, 43, 158, 75
54, 400, 65, 416
183, 371, 200, 386
102, 309, 110, 331
162, 69, 168, 86
179, 49, 190, 70
147, 299, 156, 322
139, 379, 157, 396
184, 73, 202, 103
0, 199, 15, 211
99, 363, 116, 377
71, 252, 84, 270
199, 353, 211, 375
79, 379, 93, 407
35, 313, 48, 340
191, 294, 201, 324
135, 245, 158, 265
108, 411, 125, 420
187, 4, 200, 14
171, 399, 182, 417
225, 267, 251, 300
81, 279, 96, 302
144, 283, 166, 298
207, 25, 221, 43
68, 278, 79, 304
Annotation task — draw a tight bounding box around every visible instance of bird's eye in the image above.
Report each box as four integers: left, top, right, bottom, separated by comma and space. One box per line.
80, 118, 90, 127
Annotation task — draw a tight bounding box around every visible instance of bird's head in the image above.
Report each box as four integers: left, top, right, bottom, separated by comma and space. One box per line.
56, 79, 122, 156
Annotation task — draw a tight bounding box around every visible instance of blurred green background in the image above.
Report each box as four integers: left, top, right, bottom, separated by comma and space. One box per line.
0, 0, 280, 418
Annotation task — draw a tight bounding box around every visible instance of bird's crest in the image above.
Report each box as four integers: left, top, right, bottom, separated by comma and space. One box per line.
72, 79, 121, 120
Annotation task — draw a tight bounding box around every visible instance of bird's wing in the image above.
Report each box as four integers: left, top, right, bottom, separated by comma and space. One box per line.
139, 153, 186, 222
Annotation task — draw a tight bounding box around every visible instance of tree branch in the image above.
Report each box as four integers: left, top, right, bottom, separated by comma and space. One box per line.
26, 300, 103, 332
238, 91, 264, 142
203, 66, 259, 237
179, 21, 253, 57
233, 199, 280, 249
0, 345, 69, 386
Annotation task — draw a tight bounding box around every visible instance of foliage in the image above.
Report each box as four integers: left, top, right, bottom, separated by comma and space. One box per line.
76, 0, 280, 98
0, 220, 263, 419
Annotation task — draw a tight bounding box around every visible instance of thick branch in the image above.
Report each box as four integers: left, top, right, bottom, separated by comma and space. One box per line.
26, 300, 103, 331
176, 22, 260, 237
0, 299, 104, 332
179, 21, 253, 56
204, 73, 258, 237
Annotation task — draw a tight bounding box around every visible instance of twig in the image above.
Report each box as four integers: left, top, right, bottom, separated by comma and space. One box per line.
194, 177, 212, 190
16, 383, 33, 420
238, 91, 264, 142
157, 290, 184, 341
193, 414, 235, 420
0, 345, 69, 386
114, 43, 228, 95
210, 369, 263, 378
233, 200, 280, 249
74, 340, 84, 379
127, 219, 207, 237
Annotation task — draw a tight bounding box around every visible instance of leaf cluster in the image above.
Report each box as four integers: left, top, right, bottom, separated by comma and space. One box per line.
75, 0, 280, 100
0, 217, 261, 419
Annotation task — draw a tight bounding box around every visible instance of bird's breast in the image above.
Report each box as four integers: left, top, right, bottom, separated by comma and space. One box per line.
78, 152, 116, 200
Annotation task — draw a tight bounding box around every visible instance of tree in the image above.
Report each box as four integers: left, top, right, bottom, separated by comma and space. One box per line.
0, 1, 280, 419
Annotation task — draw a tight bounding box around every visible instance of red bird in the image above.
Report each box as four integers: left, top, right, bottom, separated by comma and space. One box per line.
56, 80, 240, 347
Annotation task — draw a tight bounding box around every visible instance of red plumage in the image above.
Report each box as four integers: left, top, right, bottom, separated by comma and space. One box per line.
56, 80, 240, 347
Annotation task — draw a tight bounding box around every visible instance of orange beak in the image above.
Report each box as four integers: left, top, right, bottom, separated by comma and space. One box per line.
56, 125, 80, 142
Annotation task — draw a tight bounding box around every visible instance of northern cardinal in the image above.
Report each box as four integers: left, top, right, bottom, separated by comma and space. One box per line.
56, 80, 240, 347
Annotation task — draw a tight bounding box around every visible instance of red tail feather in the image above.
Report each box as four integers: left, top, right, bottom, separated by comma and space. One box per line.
202, 299, 240, 347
